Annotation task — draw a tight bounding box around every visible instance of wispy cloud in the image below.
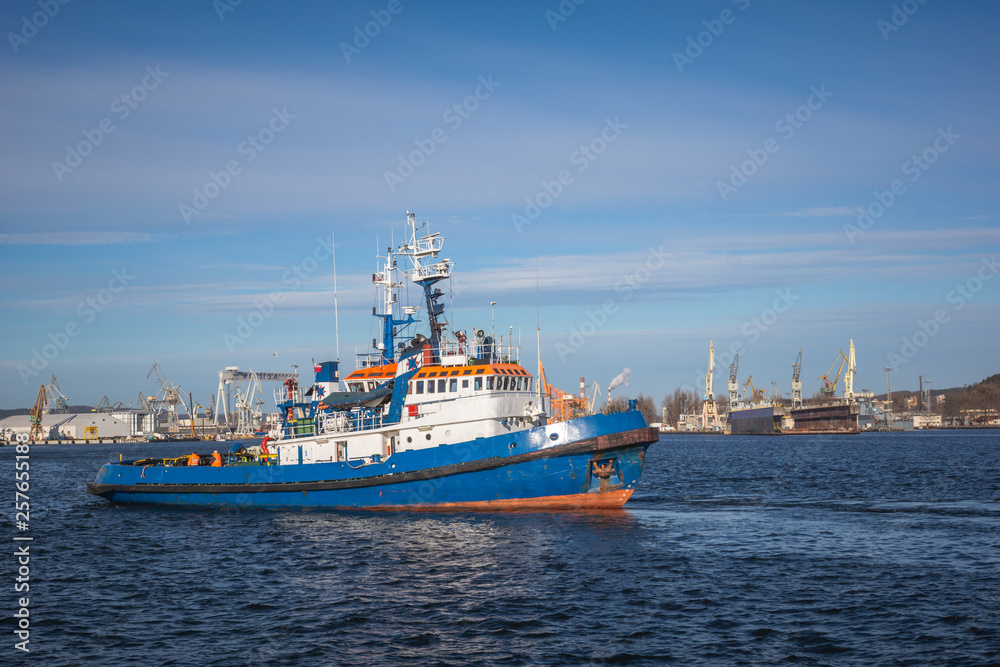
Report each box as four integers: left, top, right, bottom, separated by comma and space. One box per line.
777, 206, 859, 217
0, 231, 167, 246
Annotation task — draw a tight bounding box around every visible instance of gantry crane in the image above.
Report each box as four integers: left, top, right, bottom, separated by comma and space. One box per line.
791, 349, 803, 408
28, 385, 47, 442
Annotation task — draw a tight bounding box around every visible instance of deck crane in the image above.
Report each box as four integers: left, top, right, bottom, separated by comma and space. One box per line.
791, 349, 803, 408
728, 352, 740, 406
818, 350, 848, 397
28, 385, 47, 442
146, 363, 188, 427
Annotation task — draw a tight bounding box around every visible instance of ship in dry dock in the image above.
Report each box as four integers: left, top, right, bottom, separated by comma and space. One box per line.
785, 342, 860, 434
723, 342, 860, 435
724, 352, 784, 435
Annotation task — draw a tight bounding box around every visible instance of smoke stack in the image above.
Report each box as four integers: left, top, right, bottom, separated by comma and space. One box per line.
580, 377, 585, 400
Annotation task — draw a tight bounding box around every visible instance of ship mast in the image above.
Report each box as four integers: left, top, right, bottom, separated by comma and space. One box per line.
372, 242, 415, 364
397, 211, 453, 364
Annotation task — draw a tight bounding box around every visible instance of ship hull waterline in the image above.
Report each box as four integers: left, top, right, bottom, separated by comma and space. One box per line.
88, 421, 659, 511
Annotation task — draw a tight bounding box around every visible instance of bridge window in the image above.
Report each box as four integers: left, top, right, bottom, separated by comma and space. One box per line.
474, 377, 482, 391
437, 379, 446, 393
415, 380, 424, 394
427, 380, 435, 394
450, 379, 458, 392
462, 379, 469, 389
487, 377, 494, 390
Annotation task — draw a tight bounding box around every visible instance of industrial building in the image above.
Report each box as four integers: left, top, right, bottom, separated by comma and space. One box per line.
0, 412, 132, 442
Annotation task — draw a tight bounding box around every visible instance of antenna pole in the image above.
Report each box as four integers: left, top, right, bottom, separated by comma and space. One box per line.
332, 230, 340, 364
535, 226, 542, 403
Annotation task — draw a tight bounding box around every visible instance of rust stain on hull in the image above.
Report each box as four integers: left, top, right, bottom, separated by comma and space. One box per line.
363, 489, 635, 512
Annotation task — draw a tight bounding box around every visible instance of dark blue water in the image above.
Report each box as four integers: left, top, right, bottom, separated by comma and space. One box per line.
3, 431, 999, 665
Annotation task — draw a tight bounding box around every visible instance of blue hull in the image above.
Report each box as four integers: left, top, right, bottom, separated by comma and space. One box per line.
88, 413, 659, 510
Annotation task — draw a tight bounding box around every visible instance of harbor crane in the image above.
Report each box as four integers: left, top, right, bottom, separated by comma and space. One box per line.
702, 341, 719, 430
233, 373, 265, 436
791, 349, 803, 409
214, 367, 299, 430
29, 385, 46, 442
843, 339, 856, 402
587, 381, 602, 415
818, 350, 848, 397
728, 352, 740, 406
817, 340, 857, 401
743, 375, 765, 404
146, 363, 188, 427
704, 340, 715, 402
46, 375, 69, 413
93, 396, 127, 413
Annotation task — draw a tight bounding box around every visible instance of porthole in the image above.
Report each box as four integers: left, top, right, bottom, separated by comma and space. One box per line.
425, 434, 432, 440
407, 436, 412, 443
445, 430, 451, 437
549, 433, 558, 441
508, 443, 515, 450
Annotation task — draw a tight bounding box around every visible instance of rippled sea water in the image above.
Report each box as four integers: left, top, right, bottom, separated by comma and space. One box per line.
3, 431, 999, 665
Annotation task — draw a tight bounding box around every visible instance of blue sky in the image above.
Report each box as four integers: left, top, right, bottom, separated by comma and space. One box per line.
2, 0, 998, 411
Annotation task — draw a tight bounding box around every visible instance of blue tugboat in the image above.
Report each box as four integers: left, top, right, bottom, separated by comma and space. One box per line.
87, 213, 658, 509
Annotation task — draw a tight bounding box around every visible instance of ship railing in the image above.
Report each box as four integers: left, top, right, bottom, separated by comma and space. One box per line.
441, 340, 520, 365
273, 387, 301, 405
354, 352, 387, 369
321, 410, 383, 434
410, 263, 451, 281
